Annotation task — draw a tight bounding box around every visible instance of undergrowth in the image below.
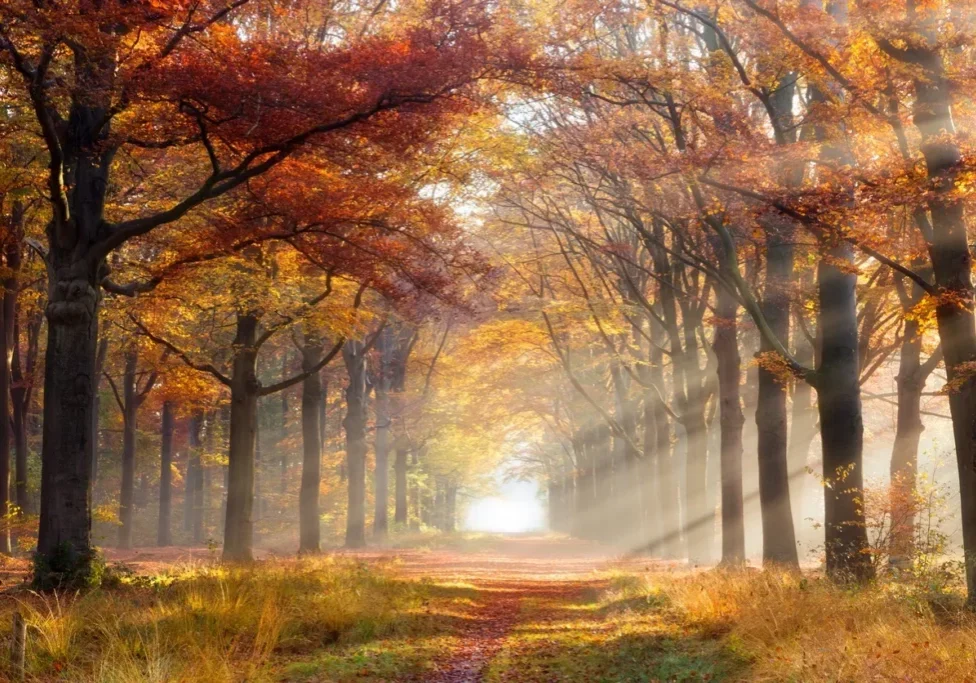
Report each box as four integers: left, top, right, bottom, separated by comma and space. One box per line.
0, 557, 427, 682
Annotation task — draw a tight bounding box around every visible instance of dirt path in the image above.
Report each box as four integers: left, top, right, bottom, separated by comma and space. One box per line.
342, 536, 664, 683
101, 536, 678, 682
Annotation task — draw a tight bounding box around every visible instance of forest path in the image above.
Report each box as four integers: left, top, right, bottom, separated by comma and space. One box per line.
340, 536, 675, 683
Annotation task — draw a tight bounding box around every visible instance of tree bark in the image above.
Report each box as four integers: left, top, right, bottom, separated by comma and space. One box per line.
817, 242, 873, 581
713, 280, 745, 564
157, 401, 175, 546
373, 328, 393, 539
222, 314, 259, 561
37, 276, 102, 587
117, 349, 138, 550
343, 340, 368, 548
299, 335, 323, 554
756, 219, 799, 567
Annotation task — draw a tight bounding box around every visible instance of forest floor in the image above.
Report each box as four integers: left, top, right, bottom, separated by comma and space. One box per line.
0, 535, 975, 681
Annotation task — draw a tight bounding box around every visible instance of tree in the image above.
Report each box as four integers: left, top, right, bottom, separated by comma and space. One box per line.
0, 0, 504, 586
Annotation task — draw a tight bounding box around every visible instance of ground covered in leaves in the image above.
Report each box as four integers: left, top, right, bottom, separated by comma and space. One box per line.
0, 536, 975, 681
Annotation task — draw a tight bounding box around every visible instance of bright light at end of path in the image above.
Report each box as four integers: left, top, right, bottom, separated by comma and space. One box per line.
464, 497, 545, 533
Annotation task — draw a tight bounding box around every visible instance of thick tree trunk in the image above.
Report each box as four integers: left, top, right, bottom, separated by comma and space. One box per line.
223, 314, 259, 561
299, 337, 323, 554
887, 9, 976, 602
117, 349, 138, 550
713, 282, 745, 565
343, 340, 368, 548
36, 273, 102, 587
756, 222, 799, 567
157, 401, 175, 546
817, 243, 873, 581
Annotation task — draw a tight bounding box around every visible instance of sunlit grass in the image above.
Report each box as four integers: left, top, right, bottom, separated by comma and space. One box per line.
486, 567, 976, 682
0, 557, 439, 682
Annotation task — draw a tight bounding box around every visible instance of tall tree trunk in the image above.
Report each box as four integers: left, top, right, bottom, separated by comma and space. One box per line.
157, 401, 175, 546
192, 414, 205, 545
117, 349, 138, 550
373, 329, 393, 540
890, 318, 924, 565
817, 242, 873, 580
279, 353, 289, 495
185, 413, 203, 539
713, 281, 745, 564
299, 336, 323, 554
223, 314, 259, 561
881, 2, 976, 603
756, 220, 799, 567
343, 340, 368, 548
35, 33, 119, 586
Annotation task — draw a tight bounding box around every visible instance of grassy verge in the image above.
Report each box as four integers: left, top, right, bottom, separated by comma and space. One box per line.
0, 556, 457, 682
485, 567, 976, 682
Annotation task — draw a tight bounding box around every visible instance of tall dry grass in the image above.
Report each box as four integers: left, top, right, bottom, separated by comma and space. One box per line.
607, 567, 976, 681
0, 556, 423, 682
